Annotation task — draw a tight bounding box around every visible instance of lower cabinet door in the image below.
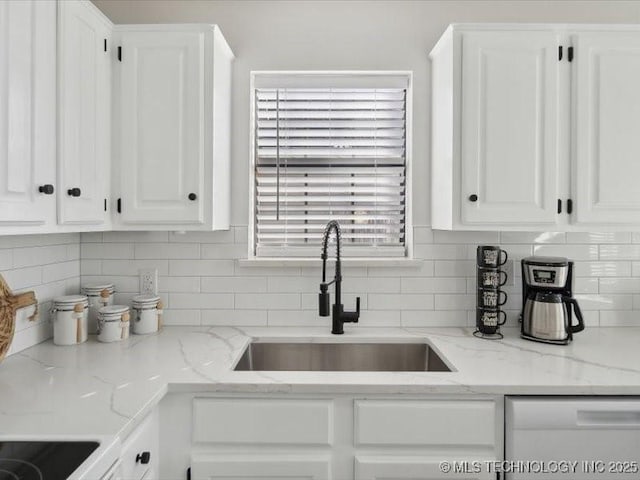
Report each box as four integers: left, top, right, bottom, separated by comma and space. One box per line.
190, 455, 331, 480
355, 456, 495, 480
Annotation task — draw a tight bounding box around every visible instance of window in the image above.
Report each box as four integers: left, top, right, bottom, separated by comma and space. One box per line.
250, 72, 411, 258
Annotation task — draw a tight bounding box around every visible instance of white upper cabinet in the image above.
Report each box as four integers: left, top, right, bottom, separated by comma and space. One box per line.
58, 0, 112, 226
431, 24, 640, 231
0, 0, 56, 228
114, 25, 233, 230
460, 31, 561, 226
573, 32, 640, 225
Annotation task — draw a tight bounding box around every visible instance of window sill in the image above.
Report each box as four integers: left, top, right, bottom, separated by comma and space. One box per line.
237, 258, 423, 268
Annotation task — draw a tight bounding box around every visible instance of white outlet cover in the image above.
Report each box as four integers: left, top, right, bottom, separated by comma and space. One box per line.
139, 268, 158, 295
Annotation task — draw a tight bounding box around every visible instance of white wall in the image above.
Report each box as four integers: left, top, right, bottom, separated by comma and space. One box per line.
78, 0, 640, 330
0, 234, 80, 355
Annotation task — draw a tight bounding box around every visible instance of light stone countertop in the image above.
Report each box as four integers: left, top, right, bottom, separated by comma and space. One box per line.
1, 325, 640, 439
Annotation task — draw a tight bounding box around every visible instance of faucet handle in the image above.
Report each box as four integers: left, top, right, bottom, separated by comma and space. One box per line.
319, 283, 330, 317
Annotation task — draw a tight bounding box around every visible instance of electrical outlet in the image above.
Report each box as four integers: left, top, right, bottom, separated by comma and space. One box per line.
139, 268, 158, 295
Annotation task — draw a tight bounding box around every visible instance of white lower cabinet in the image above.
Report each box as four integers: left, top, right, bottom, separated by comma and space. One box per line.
160, 394, 501, 480
191, 455, 331, 479
119, 409, 159, 480
355, 457, 493, 480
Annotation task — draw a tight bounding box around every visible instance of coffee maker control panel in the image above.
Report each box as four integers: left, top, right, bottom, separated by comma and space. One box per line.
525, 264, 568, 289
532, 269, 556, 284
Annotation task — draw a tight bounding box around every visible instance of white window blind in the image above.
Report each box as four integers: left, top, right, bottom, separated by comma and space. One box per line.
253, 84, 407, 258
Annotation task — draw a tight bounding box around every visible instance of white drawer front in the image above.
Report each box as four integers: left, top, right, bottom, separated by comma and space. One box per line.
354, 400, 495, 447
192, 398, 333, 446
120, 409, 159, 480
191, 454, 331, 480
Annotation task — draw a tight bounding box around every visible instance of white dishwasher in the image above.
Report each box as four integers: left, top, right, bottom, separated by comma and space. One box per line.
506, 396, 640, 479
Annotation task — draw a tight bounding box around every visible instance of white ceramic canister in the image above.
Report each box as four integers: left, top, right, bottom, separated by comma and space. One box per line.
131, 294, 163, 335
81, 283, 115, 334
97, 305, 130, 343
51, 295, 89, 346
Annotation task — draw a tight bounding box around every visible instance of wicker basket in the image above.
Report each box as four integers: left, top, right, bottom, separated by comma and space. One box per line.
0, 274, 37, 362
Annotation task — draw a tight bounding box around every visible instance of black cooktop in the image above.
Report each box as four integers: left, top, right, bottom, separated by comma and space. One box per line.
0, 442, 99, 480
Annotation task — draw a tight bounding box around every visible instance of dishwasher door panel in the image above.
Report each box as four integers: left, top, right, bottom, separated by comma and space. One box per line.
506, 396, 640, 479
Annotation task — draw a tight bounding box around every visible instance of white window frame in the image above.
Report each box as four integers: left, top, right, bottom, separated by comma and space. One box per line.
248, 71, 413, 260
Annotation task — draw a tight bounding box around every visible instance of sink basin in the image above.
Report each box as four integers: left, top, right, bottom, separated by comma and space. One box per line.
234, 341, 451, 372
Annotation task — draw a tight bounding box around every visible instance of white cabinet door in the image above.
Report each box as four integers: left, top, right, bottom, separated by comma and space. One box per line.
190, 455, 330, 480
460, 31, 561, 226
573, 33, 640, 224
355, 457, 494, 480
58, 0, 111, 225
117, 30, 205, 225
0, 0, 56, 226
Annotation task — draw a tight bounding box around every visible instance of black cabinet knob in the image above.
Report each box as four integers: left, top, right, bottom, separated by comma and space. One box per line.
38, 184, 55, 195
136, 451, 151, 465
67, 187, 81, 197
468, 194, 478, 202
188, 193, 197, 201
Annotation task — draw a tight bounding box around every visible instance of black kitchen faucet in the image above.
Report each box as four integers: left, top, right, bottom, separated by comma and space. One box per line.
318, 220, 360, 334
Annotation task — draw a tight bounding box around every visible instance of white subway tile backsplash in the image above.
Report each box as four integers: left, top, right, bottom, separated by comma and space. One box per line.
574, 294, 633, 311
135, 243, 200, 259
574, 261, 632, 278
0, 249, 12, 270
500, 232, 566, 244
401, 310, 467, 327
169, 259, 233, 276
161, 276, 201, 293
599, 244, 640, 260
566, 232, 632, 244
235, 293, 300, 310
600, 311, 639, 327
533, 244, 599, 260
64, 226, 639, 332
600, 278, 640, 294
1, 235, 81, 356
169, 230, 234, 244
169, 293, 234, 309
434, 260, 475, 277
163, 309, 201, 326
368, 261, 434, 277
433, 231, 500, 244
103, 259, 169, 276
267, 310, 325, 327
201, 244, 247, 259
368, 294, 434, 310
434, 294, 475, 310
414, 244, 468, 260
102, 231, 169, 243
81, 243, 135, 259
202, 276, 266, 293
203, 309, 267, 326
400, 277, 466, 294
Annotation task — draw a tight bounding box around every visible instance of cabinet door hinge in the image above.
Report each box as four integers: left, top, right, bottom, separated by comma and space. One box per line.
186, 467, 191, 480
568, 46, 574, 62
117, 198, 122, 213
103, 38, 107, 52
117, 46, 122, 62
104, 198, 107, 212
557, 198, 562, 214
558, 45, 563, 61
567, 198, 573, 214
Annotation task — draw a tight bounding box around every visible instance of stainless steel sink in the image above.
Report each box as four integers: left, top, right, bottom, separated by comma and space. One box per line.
234, 341, 451, 372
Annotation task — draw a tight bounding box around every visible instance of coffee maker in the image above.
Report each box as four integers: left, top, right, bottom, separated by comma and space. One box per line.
520, 256, 585, 345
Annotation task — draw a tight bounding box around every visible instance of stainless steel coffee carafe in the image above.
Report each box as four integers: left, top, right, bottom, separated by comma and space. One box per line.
520, 256, 585, 345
